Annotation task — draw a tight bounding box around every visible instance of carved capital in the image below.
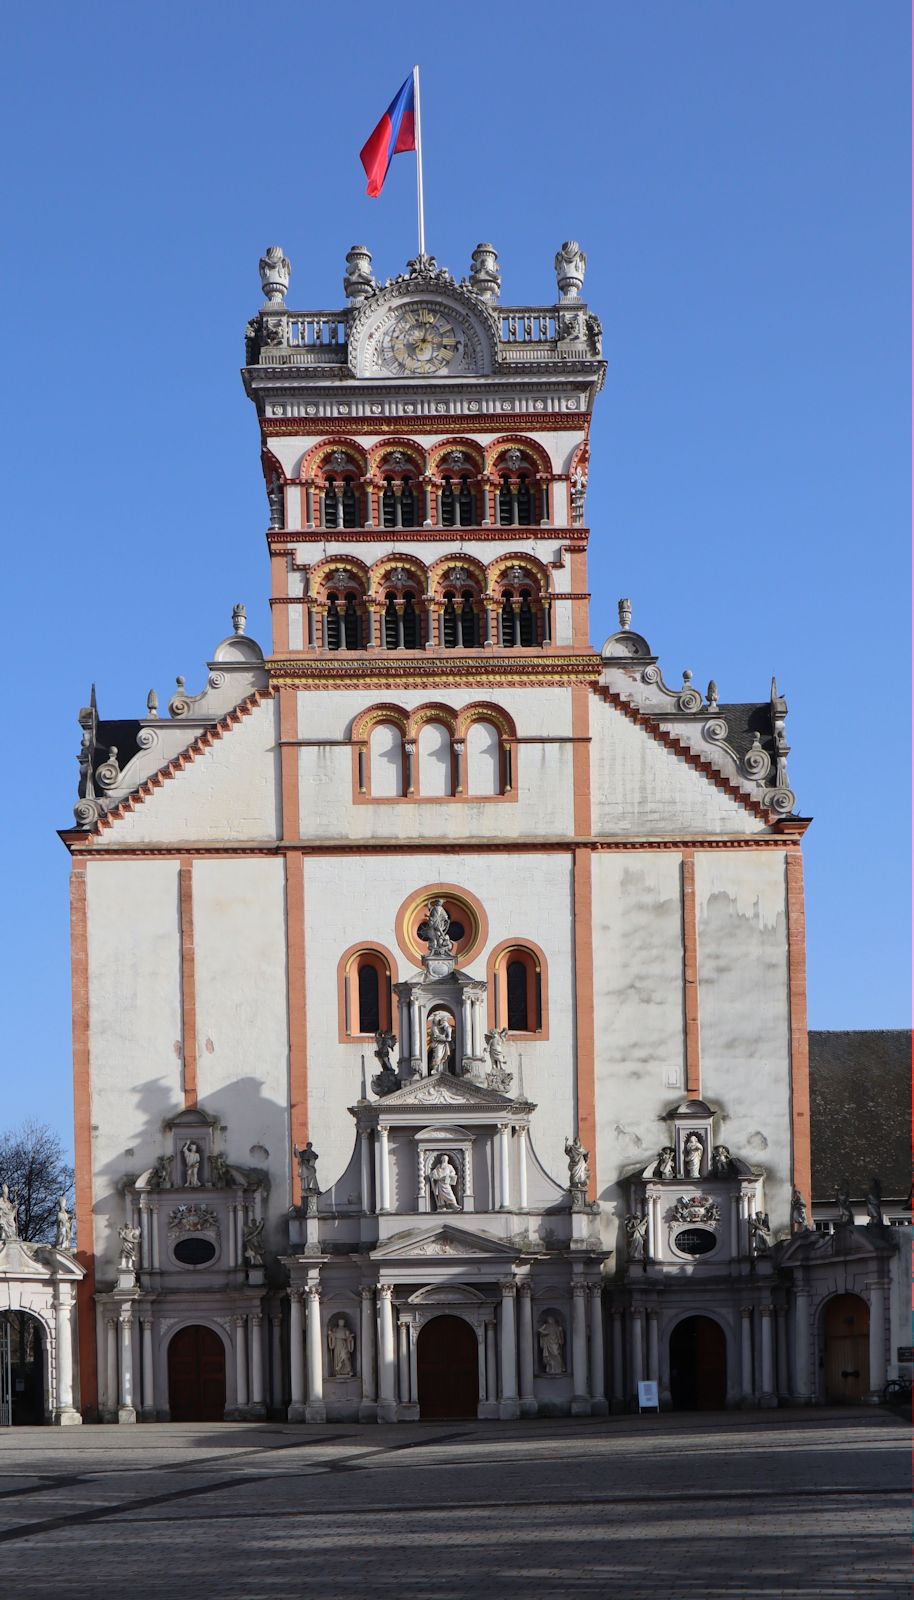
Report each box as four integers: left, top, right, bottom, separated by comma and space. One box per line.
500, 1280, 516, 1299
517, 1280, 533, 1298
379, 1283, 394, 1302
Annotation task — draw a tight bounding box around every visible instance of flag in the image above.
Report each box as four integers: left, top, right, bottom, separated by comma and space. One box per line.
360, 74, 416, 198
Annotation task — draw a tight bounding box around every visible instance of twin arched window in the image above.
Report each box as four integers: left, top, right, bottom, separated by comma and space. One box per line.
365, 718, 505, 799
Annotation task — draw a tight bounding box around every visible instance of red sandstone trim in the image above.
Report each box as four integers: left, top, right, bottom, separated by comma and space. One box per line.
681, 850, 702, 1098
94, 691, 271, 833
785, 851, 812, 1209
594, 684, 774, 822
571, 685, 592, 837
179, 859, 197, 1109
278, 688, 300, 843
70, 866, 98, 1418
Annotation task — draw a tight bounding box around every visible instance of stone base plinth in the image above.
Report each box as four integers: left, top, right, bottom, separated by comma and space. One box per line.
287, 1401, 308, 1422
358, 1399, 378, 1423
477, 1400, 499, 1420
305, 1401, 327, 1423
117, 1405, 137, 1424
377, 1400, 398, 1423
570, 1396, 591, 1416
52, 1407, 83, 1427
519, 1398, 538, 1418
498, 1398, 520, 1420
590, 1397, 610, 1417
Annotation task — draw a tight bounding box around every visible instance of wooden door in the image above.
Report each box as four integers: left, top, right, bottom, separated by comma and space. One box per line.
669, 1315, 727, 1410
823, 1294, 869, 1402
417, 1315, 479, 1419
168, 1325, 226, 1422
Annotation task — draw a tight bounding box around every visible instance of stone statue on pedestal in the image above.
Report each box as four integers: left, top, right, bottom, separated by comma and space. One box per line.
625, 1213, 649, 1260
428, 1153, 460, 1211
835, 1187, 854, 1226
790, 1187, 810, 1232
181, 1141, 201, 1188
118, 1224, 141, 1270
242, 1216, 264, 1266
0, 1184, 18, 1242
427, 1013, 454, 1075
418, 899, 453, 957
683, 1132, 704, 1179
537, 1313, 565, 1374
294, 1142, 320, 1197
564, 1135, 590, 1190
54, 1195, 72, 1251
654, 1147, 675, 1181
327, 1316, 355, 1377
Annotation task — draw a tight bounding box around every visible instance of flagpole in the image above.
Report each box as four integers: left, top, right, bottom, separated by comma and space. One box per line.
413, 64, 426, 258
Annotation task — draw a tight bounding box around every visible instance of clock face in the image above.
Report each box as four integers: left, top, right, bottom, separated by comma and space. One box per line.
379, 307, 461, 376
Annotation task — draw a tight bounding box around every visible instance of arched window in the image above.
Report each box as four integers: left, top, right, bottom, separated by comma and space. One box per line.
466, 720, 501, 795
323, 582, 365, 651
325, 593, 342, 650
369, 723, 404, 797
489, 943, 547, 1038
340, 946, 395, 1039
496, 451, 539, 527
418, 721, 452, 797
380, 454, 419, 530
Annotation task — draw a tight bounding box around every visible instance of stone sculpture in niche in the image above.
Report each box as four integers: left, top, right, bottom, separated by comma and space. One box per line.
654, 1147, 675, 1181
625, 1213, 649, 1260
427, 1013, 454, 1075
55, 1195, 72, 1250
181, 1141, 202, 1188
242, 1216, 264, 1266
537, 1313, 565, 1374
428, 1153, 460, 1211
683, 1132, 704, 1179
564, 1136, 590, 1190
118, 1224, 141, 1270
748, 1211, 771, 1253
294, 1142, 320, 1196
327, 1317, 355, 1377
0, 1184, 18, 1242
711, 1145, 734, 1177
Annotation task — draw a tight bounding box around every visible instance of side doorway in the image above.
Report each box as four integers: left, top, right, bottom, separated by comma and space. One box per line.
822, 1294, 869, 1403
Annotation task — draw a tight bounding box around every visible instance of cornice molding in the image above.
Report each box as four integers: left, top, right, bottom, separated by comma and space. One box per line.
266, 653, 602, 691
65, 835, 797, 861
260, 413, 591, 436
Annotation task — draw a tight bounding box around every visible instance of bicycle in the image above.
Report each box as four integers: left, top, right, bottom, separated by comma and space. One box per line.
882, 1373, 912, 1403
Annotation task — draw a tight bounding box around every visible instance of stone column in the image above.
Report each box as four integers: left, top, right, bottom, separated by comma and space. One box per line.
740, 1308, 754, 1405
759, 1307, 776, 1406
571, 1282, 589, 1415
776, 1306, 789, 1399
141, 1317, 154, 1417
485, 1317, 497, 1407
409, 1325, 419, 1408
647, 1311, 659, 1383
497, 1125, 511, 1209
227, 1204, 237, 1268
517, 1126, 529, 1209
498, 1282, 519, 1419
517, 1282, 536, 1417
590, 1286, 607, 1415
118, 1307, 136, 1423
271, 1314, 283, 1410
376, 1127, 391, 1213
53, 1293, 79, 1425
105, 1316, 118, 1420
398, 1320, 410, 1405
410, 999, 421, 1063
461, 992, 473, 1067
250, 1316, 265, 1408
730, 1193, 740, 1258
359, 1131, 373, 1212
378, 1285, 397, 1422
793, 1287, 811, 1401
629, 1309, 644, 1398
397, 997, 410, 1067
306, 1287, 326, 1422
868, 1280, 887, 1399
234, 1316, 249, 1409
611, 1311, 624, 1407
359, 1288, 377, 1420
288, 1290, 306, 1418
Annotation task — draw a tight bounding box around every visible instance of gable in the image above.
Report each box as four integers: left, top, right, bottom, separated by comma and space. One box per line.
98, 695, 281, 844
591, 692, 770, 836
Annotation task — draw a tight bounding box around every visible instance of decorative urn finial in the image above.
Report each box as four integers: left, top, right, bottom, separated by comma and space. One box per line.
469, 243, 501, 299
259, 246, 291, 305
618, 598, 632, 632
555, 240, 586, 301
232, 603, 247, 635
343, 245, 375, 303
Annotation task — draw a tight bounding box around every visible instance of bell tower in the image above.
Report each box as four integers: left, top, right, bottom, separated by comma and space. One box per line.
242, 241, 606, 687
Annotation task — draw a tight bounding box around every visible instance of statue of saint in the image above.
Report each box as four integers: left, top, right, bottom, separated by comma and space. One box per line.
790, 1186, 810, 1232
118, 1223, 141, 1270
654, 1147, 675, 1181
54, 1195, 71, 1251
294, 1141, 320, 1196
564, 1135, 589, 1189
865, 1175, 884, 1227
537, 1314, 565, 1375
181, 1141, 201, 1188
625, 1213, 649, 1260
374, 1030, 397, 1073
242, 1216, 264, 1266
327, 1316, 355, 1378
485, 1027, 509, 1073
428, 1153, 460, 1211
835, 1187, 854, 1226
0, 1183, 18, 1242
418, 898, 453, 957
427, 1013, 454, 1075
749, 1211, 771, 1253
712, 1145, 734, 1177
683, 1132, 704, 1179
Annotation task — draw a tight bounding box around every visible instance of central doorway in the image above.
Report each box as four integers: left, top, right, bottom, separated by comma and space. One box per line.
416, 1315, 479, 1419
669, 1315, 727, 1410
823, 1294, 870, 1402
167, 1325, 226, 1421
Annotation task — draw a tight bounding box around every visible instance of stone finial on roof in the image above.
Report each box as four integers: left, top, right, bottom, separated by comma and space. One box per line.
232, 603, 247, 636
469, 243, 501, 300
555, 241, 586, 301
344, 245, 375, 303
706, 680, 719, 711
146, 689, 158, 719
618, 598, 632, 632
259, 246, 291, 306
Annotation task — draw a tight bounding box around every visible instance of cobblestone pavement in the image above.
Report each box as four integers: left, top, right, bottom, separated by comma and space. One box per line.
0, 1409, 908, 1599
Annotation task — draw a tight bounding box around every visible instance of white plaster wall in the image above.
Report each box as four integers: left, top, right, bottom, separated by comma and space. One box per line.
696, 851, 792, 1225
105, 698, 281, 844
591, 698, 765, 837
192, 859, 291, 1225
86, 861, 183, 1273
295, 687, 576, 840
592, 852, 687, 1205
302, 852, 575, 1191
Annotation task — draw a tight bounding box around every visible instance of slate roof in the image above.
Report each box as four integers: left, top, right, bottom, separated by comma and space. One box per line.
93, 719, 141, 786
809, 1030, 911, 1200
716, 702, 776, 768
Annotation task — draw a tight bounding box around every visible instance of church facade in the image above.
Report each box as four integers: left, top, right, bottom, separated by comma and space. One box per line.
54, 238, 901, 1424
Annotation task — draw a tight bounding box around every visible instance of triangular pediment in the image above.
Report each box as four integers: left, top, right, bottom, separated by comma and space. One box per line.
368, 1072, 528, 1113
371, 1223, 520, 1261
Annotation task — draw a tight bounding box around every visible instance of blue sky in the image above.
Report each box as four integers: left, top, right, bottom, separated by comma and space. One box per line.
2, 3, 909, 1148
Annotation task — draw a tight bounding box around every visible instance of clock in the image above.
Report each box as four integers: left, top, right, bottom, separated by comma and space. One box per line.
379, 306, 461, 376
